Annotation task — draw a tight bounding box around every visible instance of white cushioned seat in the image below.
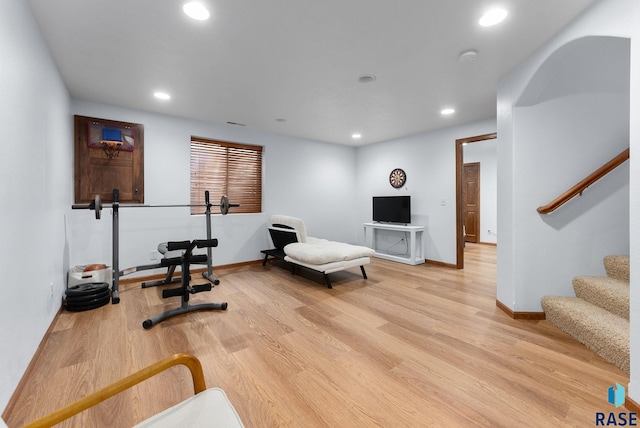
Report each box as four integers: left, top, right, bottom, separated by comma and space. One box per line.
134, 388, 244, 428
270, 215, 309, 242
285, 241, 374, 265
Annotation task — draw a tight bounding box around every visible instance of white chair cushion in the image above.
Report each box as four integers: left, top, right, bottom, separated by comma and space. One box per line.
284, 241, 375, 265
134, 388, 244, 428
270, 215, 308, 243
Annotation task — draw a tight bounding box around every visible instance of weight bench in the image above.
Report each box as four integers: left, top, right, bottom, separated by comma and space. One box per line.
262, 215, 374, 288
142, 239, 227, 329
141, 243, 183, 288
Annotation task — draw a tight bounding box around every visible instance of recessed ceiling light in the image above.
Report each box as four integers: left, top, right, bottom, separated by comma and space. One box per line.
275, 118, 286, 122
479, 8, 507, 27
352, 133, 362, 139
441, 108, 455, 115
183, 2, 210, 21
153, 91, 171, 100
358, 74, 376, 83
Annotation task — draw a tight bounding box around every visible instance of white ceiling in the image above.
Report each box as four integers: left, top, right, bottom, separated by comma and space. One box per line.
26, 0, 596, 146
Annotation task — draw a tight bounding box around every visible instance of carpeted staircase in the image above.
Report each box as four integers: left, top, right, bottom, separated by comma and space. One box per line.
541, 255, 630, 373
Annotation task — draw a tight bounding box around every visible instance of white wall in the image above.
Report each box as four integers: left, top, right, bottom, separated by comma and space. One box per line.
628, 0, 640, 405
496, 0, 638, 405
69, 100, 358, 275
515, 91, 628, 304
0, 0, 72, 411
355, 119, 496, 265
463, 139, 497, 244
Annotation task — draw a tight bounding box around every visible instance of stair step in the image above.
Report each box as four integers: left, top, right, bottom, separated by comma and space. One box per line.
573, 276, 629, 319
541, 296, 629, 374
603, 255, 630, 282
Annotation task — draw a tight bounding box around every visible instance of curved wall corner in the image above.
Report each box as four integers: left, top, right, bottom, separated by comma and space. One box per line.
516, 36, 630, 108
500, 33, 630, 312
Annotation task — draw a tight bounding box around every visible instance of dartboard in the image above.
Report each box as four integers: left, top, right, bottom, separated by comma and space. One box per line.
389, 168, 406, 188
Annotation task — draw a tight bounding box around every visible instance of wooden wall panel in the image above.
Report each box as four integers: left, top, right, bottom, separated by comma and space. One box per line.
74, 115, 144, 204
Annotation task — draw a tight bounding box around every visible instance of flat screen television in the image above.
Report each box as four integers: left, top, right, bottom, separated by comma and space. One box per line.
373, 196, 411, 224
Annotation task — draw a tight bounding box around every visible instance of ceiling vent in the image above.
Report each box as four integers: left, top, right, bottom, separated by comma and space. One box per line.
458, 49, 478, 63
358, 74, 376, 83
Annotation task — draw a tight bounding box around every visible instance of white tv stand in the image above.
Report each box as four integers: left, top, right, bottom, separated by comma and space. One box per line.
363, 222, 425, 265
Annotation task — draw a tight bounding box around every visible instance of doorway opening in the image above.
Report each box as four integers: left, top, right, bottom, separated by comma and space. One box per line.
455, 133, 496, 269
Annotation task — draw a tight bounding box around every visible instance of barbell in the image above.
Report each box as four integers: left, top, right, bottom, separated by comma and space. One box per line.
72, 193, 238, 219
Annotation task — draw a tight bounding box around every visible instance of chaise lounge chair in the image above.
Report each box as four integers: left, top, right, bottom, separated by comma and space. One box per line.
261, 215, 375, 288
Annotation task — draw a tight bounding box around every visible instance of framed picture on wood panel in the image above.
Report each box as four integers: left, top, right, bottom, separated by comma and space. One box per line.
74, 115, 144, 204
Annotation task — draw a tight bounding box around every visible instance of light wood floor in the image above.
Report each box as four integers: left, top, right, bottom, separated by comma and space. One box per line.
4, 244, 630, 427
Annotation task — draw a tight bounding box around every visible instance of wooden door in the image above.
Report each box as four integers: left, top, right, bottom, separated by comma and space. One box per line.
463, 162, 480, 243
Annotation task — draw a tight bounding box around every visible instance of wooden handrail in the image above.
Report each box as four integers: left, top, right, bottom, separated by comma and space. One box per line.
24, 353, 206, 428
537, 148, 629, 214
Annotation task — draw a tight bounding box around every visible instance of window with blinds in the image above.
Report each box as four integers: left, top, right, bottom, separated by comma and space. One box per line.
190, 137, 263, 215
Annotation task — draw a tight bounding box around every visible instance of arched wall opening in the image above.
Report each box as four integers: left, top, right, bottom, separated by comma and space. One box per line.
501, 35, 630, 312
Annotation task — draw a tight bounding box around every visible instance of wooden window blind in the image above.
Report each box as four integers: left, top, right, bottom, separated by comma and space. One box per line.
190, 137, 263, 215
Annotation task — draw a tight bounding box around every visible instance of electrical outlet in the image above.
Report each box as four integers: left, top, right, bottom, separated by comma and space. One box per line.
150, 250, 158, 260
49, 282, 54, 299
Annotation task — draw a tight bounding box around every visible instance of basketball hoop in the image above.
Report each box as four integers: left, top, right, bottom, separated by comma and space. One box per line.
101, 140, 123, 159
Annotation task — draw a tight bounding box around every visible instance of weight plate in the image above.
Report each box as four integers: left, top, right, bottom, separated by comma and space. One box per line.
65, 294, 111, 312
220, 195, 230, 215
67, 294, 110, 306
66, 288, 110, 302
65, 282, 109, 297
65, 288, 110, 299
66, 282, 109, 292
66, 293, 110, 307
